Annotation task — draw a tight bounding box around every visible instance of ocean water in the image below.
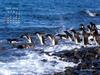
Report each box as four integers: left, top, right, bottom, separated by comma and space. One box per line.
0, 0, 100, 75
0, 0, 100, 28
0, 0, 100, 38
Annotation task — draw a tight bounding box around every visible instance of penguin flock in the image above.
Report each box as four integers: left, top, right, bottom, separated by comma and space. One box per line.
4, 22, 100, 49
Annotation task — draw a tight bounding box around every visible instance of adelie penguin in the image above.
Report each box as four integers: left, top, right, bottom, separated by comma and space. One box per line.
92, 29, 100, 45
20, 34, 34, 49
64, 30, 75, 42
20, 33, 33, 44
7, 38, 19, 44
34, 32, 45, 45
7, 38, 29, 49
7, 38, 19, 48
90, 22, 97, 31
87, 24, 92, 33
80, 25, 90, 47
79, 24, 85, 32
46, 34, 58, 46
70, 29, 81, 44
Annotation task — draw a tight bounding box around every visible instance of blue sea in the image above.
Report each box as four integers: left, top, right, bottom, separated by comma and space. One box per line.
0, 0, 99, 38
0, 0, 100, 75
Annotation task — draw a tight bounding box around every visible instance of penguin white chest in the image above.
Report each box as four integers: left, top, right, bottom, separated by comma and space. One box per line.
48, 36, 55, 46
37, 34, 44, 45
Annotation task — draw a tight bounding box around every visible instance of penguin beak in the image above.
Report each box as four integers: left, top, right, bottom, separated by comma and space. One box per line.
34, 32, 39, 35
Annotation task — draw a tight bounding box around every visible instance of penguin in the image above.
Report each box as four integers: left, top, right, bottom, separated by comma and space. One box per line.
79, 24, 85, 31
20, 33, 34, 48
7, 38, 29, 49
90, 22, 97, 31
87, 24, 92, 33
20, 34, 33, 44
92, 29, 100, 45
70, 29, 81, 44
34, 32, 45, 45
6, 38, 17, 48
64, 30, 75, 41
80, 26, 90, 46
7, 38, 19, 44
46, 34, 58, 46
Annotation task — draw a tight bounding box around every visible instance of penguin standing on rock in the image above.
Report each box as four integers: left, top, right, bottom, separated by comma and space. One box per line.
46, 34, 58, 46
64, 30, 75, 42
20, 34, 33, 44
70, 29, 81, 44
87, 24, 92, 33
92, 29, 100, 45
79, 24, 85, 32
20, 33, 34, 49
34, 32, 45, 45
80, 24, 90, 47
90, 22, 97, 31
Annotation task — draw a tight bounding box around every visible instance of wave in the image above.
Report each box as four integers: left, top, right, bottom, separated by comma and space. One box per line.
79, 9, 100, 17
0, 38, 99, 75
0, 44, 79, 75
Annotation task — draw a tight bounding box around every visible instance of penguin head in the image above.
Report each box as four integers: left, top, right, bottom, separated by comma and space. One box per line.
56, 34, 61, 37
46, 34, 54, 39
7, 38, 18, 44
70, 29, 76, 33
34, 32, 39, 35
79, 24, 85, 32
46, 34, 53, 37
7, 39, 12, 43
90, 22, 95, 26
80, 24, 84, 29
64, 31, 68, 34
56, 34, 65, 37
34, 32, 45, 35
90, 22, 96, 29
20, 33, 28, 38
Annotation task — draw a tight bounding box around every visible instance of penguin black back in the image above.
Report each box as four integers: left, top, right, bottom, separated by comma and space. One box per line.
71, 29, 81, 43
92, 29, 100, 45
46, 34, 58, 45
82, 29, 90, 45
64, 30, 74, 41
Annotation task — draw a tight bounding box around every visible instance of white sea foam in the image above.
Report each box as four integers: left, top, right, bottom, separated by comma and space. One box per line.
44, 43, 81, 53
0, 49, 78, 75
96, 25, 100, 28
